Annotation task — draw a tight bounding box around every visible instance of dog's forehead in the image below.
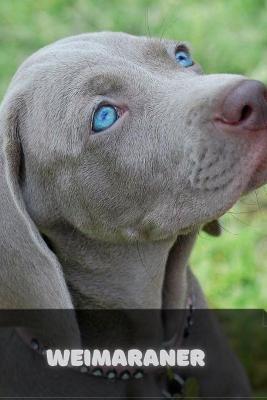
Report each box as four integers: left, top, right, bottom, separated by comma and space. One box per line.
16, 31, 183, 80
9, 32, 193, 109
54, 31, 180, 60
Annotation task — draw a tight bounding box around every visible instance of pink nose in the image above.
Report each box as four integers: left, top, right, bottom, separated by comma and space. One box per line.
215, 80, 267, 131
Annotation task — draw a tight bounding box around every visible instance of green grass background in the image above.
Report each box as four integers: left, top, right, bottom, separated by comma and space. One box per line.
0, 0, 267, 309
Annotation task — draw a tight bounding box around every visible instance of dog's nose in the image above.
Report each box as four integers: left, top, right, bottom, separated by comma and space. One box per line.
215, 80, 267, 131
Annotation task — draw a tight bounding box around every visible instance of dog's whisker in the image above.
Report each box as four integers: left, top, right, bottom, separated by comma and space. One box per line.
239, 197, 257, 206
159, 13, 173, 42
214, 218, 239, 236
159, 15, 179, 42
226, 212, 250, 228
144, 8, 152, 40
254, 189, 261, 211
227, 209, 258, 215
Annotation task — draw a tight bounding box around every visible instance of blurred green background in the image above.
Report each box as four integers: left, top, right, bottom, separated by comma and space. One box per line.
0, 0, 267, 309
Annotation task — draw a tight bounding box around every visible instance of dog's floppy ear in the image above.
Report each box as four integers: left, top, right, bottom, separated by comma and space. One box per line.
202, 220, 221, 237
0, 91, 80, 346
0, 96, 73, 309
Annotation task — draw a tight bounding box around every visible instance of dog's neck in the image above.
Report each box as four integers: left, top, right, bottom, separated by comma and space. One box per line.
43, 225, 196, 309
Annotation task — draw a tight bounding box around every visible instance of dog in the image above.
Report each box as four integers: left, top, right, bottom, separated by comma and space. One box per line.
1, 31, 267, 398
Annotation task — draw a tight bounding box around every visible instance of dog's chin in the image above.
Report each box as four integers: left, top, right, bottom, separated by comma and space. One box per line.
243, 161, 267, 193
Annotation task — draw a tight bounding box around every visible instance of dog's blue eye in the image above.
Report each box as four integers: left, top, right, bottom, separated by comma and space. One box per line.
92, 105, 118, 132
175, 50, 193, 68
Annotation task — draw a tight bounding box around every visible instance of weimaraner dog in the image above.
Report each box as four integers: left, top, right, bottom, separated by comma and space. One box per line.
1, 32, 267, 398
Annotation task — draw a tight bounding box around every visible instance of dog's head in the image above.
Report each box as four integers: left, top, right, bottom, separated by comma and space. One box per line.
1, 32, 267, 309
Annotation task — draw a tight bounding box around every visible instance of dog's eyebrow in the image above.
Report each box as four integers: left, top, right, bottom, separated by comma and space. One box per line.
143, 40, 169, 58
83, 73, 124, 96
176, 43, 192, 54
143, 40, 191, 63
175, 41, 191, 51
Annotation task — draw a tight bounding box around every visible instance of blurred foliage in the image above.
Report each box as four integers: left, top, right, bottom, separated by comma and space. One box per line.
0, 0, 266, 307
218, 310, 267, 394
192, 190, 267, 308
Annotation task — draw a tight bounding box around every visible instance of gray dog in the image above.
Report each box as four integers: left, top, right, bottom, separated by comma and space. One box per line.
1, 32, 267, 398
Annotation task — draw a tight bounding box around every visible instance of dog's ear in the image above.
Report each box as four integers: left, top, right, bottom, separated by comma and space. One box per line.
0, 92, 80, 346
202, 220, 221, 237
